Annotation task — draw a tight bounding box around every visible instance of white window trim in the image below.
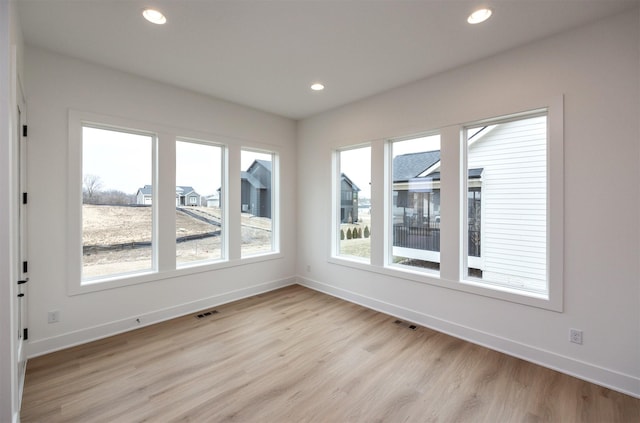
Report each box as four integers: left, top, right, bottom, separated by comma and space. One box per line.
329, 96, 564, 312
385, 131, 442, 276
68, 111, 159, 294
175, 136, 226, 268
67, 110, 283, 296
332, 143, 372, 264
240, 147, 280, 258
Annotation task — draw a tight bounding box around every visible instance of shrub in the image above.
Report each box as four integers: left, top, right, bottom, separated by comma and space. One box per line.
340, 229, 345, 240
357, 228, 363, 238
346, 228, 352, 239
364, 226, 370, 238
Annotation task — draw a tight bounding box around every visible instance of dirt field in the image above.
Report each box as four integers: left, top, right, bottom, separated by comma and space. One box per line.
82, 205, 272, 278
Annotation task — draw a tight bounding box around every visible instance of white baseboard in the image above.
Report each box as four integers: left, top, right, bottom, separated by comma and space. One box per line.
26, 277, 296, 359
298, 276, 640, 399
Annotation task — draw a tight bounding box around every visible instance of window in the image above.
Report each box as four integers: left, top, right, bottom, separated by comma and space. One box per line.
335, 146, 371, 261
329, 100, 561, 309
81, 125, 155, 281
176, 140, 223, 265
241, 149, 277, 257
70, 111, 283, 294
389, 134, 441, 273
463, 111, 548, 295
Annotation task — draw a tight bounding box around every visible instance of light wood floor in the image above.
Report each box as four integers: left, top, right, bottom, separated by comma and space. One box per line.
21, 285, 639, 422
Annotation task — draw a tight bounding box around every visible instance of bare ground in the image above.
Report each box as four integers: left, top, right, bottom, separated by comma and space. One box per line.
82, 205, 272, 278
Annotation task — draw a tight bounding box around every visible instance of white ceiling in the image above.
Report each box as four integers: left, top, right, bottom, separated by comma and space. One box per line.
17, 0, 638, 120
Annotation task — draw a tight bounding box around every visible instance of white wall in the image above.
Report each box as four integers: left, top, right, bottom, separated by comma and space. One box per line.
297, 10, 640, 396
24, 46, 297, 356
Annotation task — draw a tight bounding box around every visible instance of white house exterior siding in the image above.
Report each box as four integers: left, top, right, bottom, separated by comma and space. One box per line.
467, 115, 547, 293
136, 191, 149, 205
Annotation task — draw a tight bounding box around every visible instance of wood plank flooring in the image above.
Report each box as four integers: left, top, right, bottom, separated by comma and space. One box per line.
21, 285, 640, 422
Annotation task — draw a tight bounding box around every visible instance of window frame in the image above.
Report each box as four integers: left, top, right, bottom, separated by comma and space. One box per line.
68, 113, 159, 292
175, 137, 227, 268
68, 111, 282, 296
328, 96, 563, 312
239, 147, 280, 258
331, 143, 372, 264
386, 131, 442, 276
457, 101, 564, 311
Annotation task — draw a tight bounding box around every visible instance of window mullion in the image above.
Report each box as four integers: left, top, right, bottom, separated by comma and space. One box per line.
156, 132, 175, 272
370, 140, 384, 267
439, 125, 461, 282
227, 146, 241, 261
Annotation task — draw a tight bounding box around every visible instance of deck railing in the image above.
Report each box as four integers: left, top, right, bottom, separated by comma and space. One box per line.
393, 222, 481, 257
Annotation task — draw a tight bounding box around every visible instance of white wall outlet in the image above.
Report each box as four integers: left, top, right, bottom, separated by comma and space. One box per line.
47, 310, 60, 324
569, 328, 583, 344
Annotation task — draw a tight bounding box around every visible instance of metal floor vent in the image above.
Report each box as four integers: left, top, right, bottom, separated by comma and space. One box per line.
196, 310, 219, 319
394, 319, 417, 330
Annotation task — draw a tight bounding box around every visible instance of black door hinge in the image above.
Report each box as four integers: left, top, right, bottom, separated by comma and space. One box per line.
22, 125, 27, 137
22, 192, 27, 204
23, 328, 28, 340
23, 261, 28, 273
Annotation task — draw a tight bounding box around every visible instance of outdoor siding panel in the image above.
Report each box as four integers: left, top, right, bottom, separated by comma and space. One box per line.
468, 116, 547, 291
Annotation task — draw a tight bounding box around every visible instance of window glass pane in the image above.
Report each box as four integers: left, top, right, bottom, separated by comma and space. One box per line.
337, 146, 371, 261
241, 150, 275, 257
465, 113, 547, 294
390, 134, 441, 272
176, 140, 223, 265
82, 126, 153, 280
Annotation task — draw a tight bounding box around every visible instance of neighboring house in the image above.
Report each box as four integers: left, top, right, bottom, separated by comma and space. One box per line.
205, 193, 220, 208
241, 159, 272, 218
136, 185, 153, 205
176, 186, 200, 207
392, 116, 546, 289
340, 173, 360, 223
135, 185, 201, 206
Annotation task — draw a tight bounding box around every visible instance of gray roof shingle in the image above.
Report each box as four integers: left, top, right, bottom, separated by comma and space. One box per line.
392, 151, 441, 182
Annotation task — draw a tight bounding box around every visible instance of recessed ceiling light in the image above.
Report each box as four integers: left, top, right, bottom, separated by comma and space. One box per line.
310, 83, 325, 91
467, 8, 492, 24
143, 8, 167, 25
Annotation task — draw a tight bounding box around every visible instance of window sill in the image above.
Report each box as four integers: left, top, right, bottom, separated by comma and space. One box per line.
327, 257, 561, 312
69, 252, 284, 296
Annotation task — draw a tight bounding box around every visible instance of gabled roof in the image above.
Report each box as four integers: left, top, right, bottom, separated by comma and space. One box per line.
392, 151, 441, 182
341, 173, 361, 192
247, 159, 272, 174
241, 171, 267, 189
176, 186, 198, 196
137, 184, 153, 195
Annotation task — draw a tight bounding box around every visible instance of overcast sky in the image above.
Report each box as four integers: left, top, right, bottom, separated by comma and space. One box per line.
83, 126, 442, 200
83, 127, 271, 197
339, 134, 441, 200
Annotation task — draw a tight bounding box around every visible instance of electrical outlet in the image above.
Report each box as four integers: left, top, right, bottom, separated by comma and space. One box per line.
569, 328, 583, 345
47, 310, 60, 324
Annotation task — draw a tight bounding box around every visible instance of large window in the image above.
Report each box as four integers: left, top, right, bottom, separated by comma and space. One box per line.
463, 112, 548, 295
336, 146, 371, 261
389, 134, 441, 273
176, 140, 223, 265
82, 125, 155, 281
241, 149, 277, 257
70, 111, 282, 294
330, 99, 561, 309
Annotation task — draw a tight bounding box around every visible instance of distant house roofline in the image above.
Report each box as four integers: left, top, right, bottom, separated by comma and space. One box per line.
341, 173, 361, 192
